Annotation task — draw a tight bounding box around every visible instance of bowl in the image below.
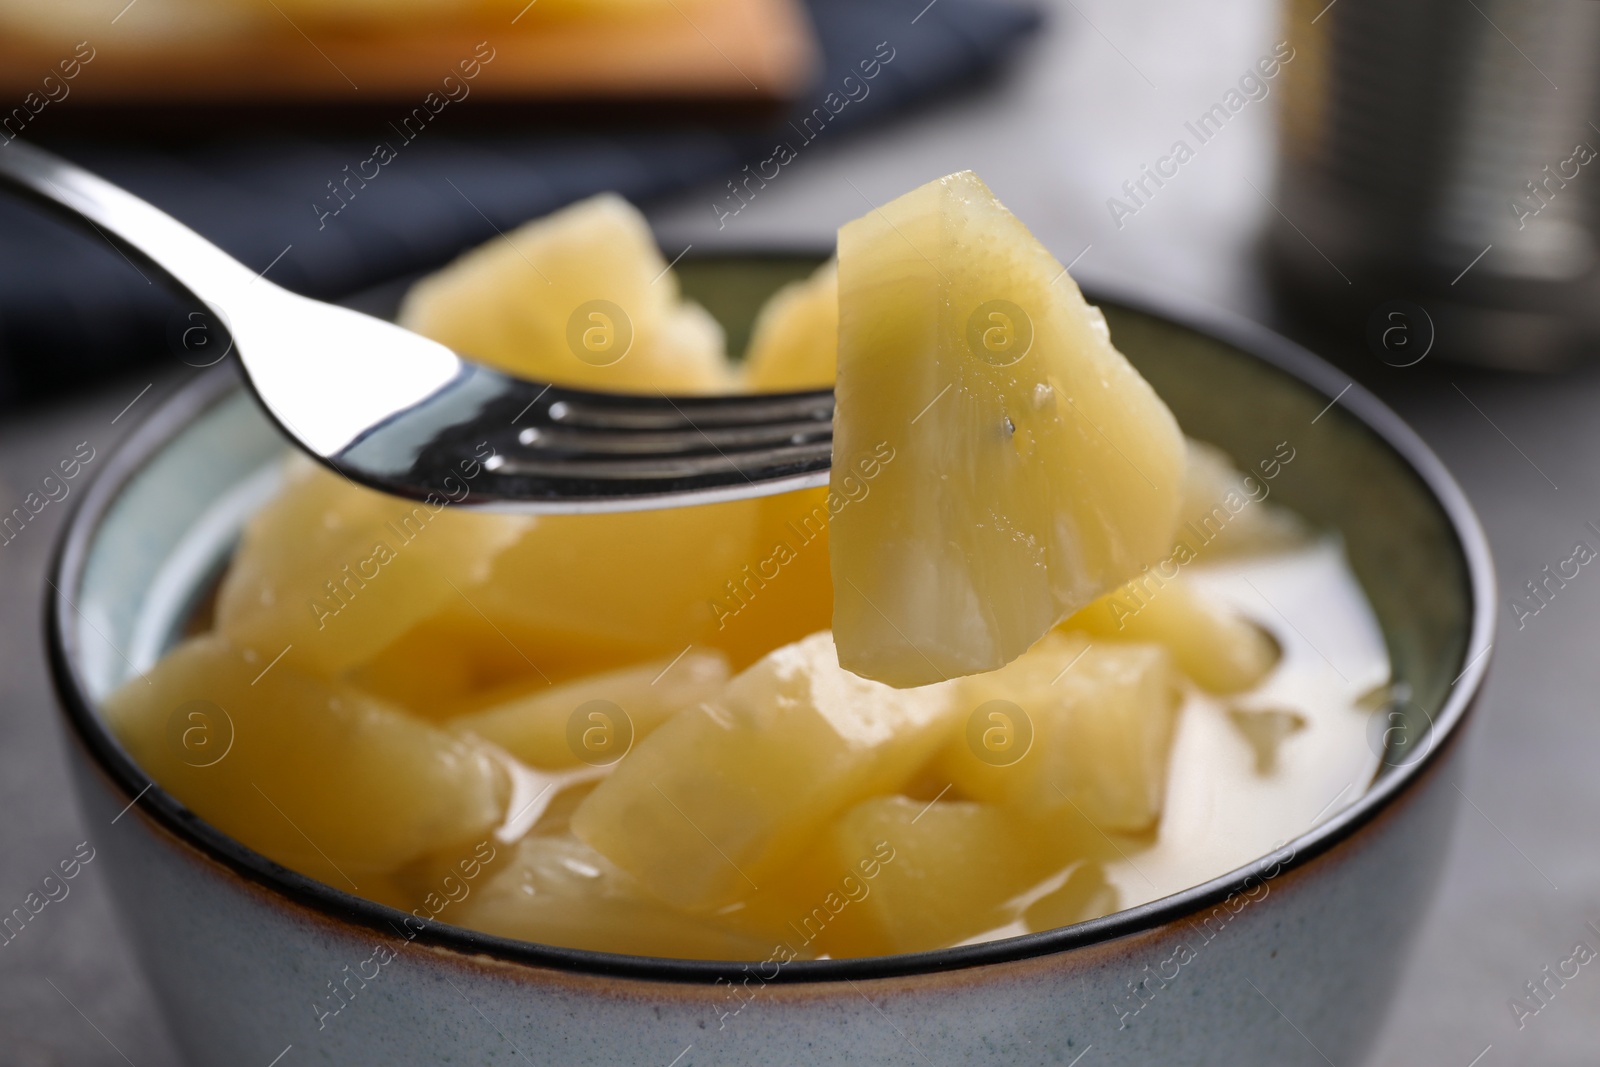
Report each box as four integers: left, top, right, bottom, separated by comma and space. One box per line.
47, 265, 1494, 1066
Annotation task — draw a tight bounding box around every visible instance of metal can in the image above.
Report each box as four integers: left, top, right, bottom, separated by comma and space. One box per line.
1269, 0, 1600, 369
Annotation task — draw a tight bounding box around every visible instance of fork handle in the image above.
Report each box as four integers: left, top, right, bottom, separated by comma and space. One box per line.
0, 139, 269, 311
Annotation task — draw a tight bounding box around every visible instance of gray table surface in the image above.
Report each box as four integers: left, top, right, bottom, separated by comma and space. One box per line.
3, 1, 1597, 1063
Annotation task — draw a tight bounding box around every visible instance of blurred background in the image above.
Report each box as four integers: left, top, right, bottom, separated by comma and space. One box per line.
1, 0, 1597, 1062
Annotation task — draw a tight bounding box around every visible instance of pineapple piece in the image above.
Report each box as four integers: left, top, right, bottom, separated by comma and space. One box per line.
705, 485, 835, 670
458, 497, 761, 662
398, 192, 733, 394
451, 834, 782, 960
813, 796, 1064, 956
742, 261, 838, 391
386, 836, 506, 915
1177, 438, 1306, 559
382, 192, 763, 672
1023, 861, 1119, 932
450, 649, 730, 768
214, 457, 527, 677
700, 425, 906, 669
360, 600, 712, 717
938, 631, 1179, 831
831, 171, 1185, 688
347, 617, 479, 719
1066, 576, 1279, 694
103, 635, 506, 884
570, 631, 958, 910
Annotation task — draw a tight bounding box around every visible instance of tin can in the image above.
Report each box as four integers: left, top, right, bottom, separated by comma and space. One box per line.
1269, 0, 1600, 369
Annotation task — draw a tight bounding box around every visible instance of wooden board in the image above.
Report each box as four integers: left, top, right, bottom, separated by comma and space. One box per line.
0, 0, 817, 130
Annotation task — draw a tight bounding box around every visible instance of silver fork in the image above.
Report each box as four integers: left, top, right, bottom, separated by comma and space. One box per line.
0, 140, 833, 513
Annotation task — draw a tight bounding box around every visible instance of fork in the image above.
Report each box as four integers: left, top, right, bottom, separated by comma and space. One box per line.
0, 140, 833, 513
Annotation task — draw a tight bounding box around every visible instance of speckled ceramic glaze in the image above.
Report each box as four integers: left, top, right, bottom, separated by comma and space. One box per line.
49, 278, 1494, 1066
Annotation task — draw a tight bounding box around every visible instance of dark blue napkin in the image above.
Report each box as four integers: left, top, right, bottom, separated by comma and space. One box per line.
0, 0, 1040, 409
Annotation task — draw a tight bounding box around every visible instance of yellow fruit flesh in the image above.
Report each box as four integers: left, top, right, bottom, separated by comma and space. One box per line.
742, 261, 838, 391
451, 835, 781, 960
450, 649, 729, 768
345, 617, 479, 719
809, 796, 1065, 956
1022, 862, 1119, 933
831, 171, 1186, 688
104, 634, 506, 884
1067, 575, 1280, 694
398, 192, 733, 394
706, 485, 836, 670
1179, 438, 1307, 558
938, 631, 1180, 832
215, 457, 529, 677
570, 631, 958, 910
349, 606, 658, 720
456, 499, 760, 663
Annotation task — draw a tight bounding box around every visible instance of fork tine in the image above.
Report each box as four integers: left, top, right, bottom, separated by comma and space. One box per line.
517, 420, 832, 456
485, 441, 834, 480
545, 392, 834, 430
335, 363, 837, 513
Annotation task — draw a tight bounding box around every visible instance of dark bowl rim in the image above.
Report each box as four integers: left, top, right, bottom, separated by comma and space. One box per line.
46, 278, 1497, 986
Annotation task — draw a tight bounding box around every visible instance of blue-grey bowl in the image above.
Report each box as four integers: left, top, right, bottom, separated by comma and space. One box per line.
48, 273, 1494, 1066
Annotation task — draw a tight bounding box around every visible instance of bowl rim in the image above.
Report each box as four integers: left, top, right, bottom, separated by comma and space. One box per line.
46, 280, 1497, 985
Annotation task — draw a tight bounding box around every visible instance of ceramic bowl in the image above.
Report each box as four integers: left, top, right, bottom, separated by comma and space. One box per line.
48, 268, 1494, 1066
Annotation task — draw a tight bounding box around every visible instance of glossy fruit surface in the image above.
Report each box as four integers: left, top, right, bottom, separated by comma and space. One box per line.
830, 171, 1185, 687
